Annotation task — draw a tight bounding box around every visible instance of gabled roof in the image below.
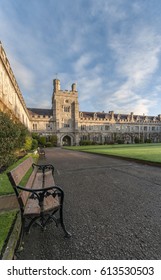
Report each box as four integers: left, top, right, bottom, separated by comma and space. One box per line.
28, 108, 52, 116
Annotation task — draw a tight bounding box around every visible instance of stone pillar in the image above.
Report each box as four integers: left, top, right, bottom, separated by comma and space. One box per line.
72, 83, 77, 91
53, 79, 60, 92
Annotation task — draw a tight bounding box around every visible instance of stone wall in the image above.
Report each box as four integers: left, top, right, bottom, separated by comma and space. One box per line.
0, 43, 31, 130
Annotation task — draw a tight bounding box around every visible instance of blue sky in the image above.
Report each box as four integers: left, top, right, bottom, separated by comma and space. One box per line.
1, 0, 161, 116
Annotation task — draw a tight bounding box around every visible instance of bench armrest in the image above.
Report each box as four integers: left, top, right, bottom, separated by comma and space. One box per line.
32, 163, 54, 175
16, 184, 63, 193
16, 185, 64, 210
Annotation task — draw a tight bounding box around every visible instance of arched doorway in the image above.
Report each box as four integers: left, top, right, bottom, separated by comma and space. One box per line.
62, 135, 71, 146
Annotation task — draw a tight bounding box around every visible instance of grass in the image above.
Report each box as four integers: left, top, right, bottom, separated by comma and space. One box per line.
0, 152, 39, 256
0, 153, 39, 196
64, 143, 161, 163
20, 166, 33, 186
0, 210, 17, 253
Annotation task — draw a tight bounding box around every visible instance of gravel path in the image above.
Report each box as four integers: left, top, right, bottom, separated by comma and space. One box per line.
18, 148, 161, 260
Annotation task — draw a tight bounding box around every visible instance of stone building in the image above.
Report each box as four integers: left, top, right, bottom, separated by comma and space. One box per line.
0, 42, 31, 130
29, 78, 161, 145
1, 42, 161, 146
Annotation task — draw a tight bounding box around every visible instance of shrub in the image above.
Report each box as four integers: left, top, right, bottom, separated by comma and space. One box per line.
46, 142, 52, 147
79, 140, 92, 146
117, 139, 124, 144
24, 136, 33, 151
38, 136, 46, 146
145, 138, 152, 143
49, 135, 57, 146
32, 139, 38, 150
0, 112, 29, 168
134, 137, 140, 144
104, 141, 115, 145
32, 133, 40, 141
32, 134, 57, 147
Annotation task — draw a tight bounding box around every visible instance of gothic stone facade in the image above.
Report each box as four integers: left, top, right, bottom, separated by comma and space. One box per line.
28, 79, 161, 146
0, 43, 31, 130
1, 42, 161, 146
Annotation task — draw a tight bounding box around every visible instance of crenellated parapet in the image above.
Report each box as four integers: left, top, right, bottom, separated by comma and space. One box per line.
78, 110, 161, 125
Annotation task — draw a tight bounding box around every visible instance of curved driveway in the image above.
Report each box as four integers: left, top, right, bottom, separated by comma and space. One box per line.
19, 148, 161, 259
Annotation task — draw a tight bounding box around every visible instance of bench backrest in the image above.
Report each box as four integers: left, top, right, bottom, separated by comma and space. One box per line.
8, 157, 34, 186
7, 157, 36, 208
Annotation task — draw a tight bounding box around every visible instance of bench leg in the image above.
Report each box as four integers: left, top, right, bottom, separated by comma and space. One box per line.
45, 208, 71, 237
25, 216, 46, 233
59, 205, 71, 238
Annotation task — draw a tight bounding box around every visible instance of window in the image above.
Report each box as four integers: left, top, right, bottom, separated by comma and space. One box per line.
81, 125, 86, 130
64, 123, 70, 128
105, 125, 110, 130
82, 135, 87, 140
93, 136, 99, 141
64, 106, 70, 112
46, 124, 51, 130
33, 123, 37, 130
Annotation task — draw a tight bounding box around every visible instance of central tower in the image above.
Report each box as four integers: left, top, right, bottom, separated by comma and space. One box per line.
52, 79, 80, 145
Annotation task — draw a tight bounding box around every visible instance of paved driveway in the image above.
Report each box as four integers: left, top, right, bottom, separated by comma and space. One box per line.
19, 148, 161, 259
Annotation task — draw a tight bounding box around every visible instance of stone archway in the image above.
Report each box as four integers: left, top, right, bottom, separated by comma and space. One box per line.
62, 135, 71, 146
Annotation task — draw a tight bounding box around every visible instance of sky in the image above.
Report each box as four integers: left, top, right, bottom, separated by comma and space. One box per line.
1, 0, 161, 116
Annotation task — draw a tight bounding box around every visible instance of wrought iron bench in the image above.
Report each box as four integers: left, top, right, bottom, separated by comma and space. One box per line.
7, 157, 71, 250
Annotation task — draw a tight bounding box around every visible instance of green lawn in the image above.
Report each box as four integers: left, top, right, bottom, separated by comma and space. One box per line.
64, 143, 161, 163
0, 153, 38, 196
0, 210, 17, 253
0, 153, 39, 256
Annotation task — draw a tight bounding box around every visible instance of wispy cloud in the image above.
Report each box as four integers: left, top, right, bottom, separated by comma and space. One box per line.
8, 54, 35, 90
1, 0, 161, 115
102, 24, 161, 114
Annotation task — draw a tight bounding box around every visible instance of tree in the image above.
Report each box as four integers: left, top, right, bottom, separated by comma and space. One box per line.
32, 139, 38, 150
38, 136, 46, 147
0, 112, 29, 168
49, 135, 57, 146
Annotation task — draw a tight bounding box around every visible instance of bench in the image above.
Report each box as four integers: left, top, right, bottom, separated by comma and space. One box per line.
7, 157, 71, 249
37, 147, 45, 157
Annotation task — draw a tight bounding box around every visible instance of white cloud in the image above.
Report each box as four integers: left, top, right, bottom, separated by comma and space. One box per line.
105, 26, 161, 114
79, 76, 103, 102
8, 54, 35, 91
1, 0, 161, 116
74, 53, 94, 73
91, 0, 128, 23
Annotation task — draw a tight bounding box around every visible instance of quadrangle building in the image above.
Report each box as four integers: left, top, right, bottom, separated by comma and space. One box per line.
1, 42, 161, 146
